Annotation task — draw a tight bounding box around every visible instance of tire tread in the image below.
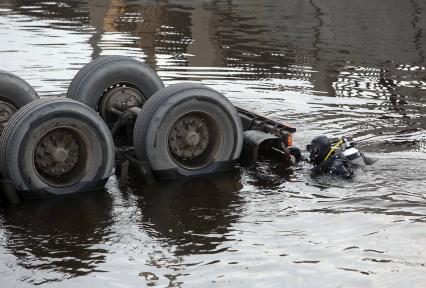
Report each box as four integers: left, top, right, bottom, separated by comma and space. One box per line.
67, 56, 129, 99
133, 83, 243, 176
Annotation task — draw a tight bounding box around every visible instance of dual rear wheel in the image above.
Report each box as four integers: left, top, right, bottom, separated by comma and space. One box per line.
0, 98, 115, 198
0, 73, 115, 198
67, 57, 243, 180
0, 56, 243, 198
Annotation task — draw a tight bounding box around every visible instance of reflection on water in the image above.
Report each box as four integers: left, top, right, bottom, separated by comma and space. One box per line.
0, 0, 425, 287
0, 191, 113, 285
134, 172, 243, 256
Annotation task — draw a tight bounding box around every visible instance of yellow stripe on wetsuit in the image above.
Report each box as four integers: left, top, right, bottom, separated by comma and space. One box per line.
324, 139, 344, 161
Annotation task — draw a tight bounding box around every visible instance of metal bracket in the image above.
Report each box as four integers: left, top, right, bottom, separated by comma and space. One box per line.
239, 130, 291, 167
115, 147, 156, 184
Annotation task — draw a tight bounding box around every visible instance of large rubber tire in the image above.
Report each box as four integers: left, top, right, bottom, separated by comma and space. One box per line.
133, 83, 243, 180
0, 98, 115, 198
66, 56, 164, 116
0, 70, 38, 107
0, 71, 39, 135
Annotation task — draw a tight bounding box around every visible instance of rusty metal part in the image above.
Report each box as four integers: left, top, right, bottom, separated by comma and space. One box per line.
100, 84, 145, 124
114, 146, 156, 184
167, 112, 220, 170
127, 106, 142, 116
168, 114, 210, 160
35, 129, 80, 176
236, 106, 295, 138
33, 127, 91, 187
110, 110, 135, 138
235, 106, 295, 153
0, 101, 17, 135
239, 130, 284, 166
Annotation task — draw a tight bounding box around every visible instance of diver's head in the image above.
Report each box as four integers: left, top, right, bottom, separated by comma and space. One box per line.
307, 135, 331, 165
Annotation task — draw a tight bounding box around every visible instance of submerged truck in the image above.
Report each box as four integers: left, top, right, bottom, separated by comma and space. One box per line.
0, 56, 296, 202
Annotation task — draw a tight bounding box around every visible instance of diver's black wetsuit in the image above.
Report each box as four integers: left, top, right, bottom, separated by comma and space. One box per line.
307, 135, 355, 179
310, 151, 354, 179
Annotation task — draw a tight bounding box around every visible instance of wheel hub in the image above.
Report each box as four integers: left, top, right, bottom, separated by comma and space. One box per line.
0, 101, 17, 134
186, 131, 200, 146
35, 129, 80, 177
52, 147, 69, 163
169, 114, 210, 160
100, 84, 145, 123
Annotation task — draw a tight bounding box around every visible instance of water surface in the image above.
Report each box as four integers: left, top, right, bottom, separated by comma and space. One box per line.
0, 0, 425, 287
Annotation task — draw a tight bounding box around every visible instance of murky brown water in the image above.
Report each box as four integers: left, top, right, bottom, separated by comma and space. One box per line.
0, 0, 425, 287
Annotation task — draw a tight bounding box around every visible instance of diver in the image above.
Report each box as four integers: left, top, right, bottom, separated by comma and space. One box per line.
305, 135, 373, 179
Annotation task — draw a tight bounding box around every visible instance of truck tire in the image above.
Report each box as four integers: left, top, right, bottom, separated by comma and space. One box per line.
133, 83, 243, 180
0, 71, 39, 135
67, 56, 164, 126
0, 98, 115, 198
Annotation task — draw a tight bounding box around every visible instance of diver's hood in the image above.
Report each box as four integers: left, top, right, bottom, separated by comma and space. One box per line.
307, 135, 331, 165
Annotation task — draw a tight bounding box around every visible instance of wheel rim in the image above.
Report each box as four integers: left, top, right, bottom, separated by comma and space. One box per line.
99, 83, 145, 124
0, 101, 17, 135
168, 111, 222, 170
33, 127, 92, 187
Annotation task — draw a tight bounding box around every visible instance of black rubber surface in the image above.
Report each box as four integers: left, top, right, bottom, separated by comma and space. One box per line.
0, 98, 115, 198
66, 56, 164, 111
0, 70, 39, 108
133, 83, 243, 180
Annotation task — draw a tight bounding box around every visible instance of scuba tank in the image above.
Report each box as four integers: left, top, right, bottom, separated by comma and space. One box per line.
340, 138, 367, 166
